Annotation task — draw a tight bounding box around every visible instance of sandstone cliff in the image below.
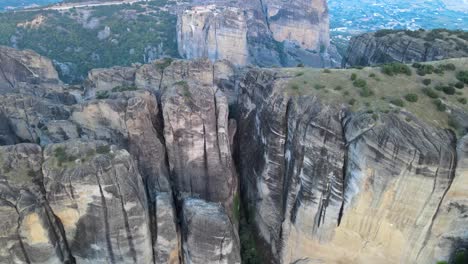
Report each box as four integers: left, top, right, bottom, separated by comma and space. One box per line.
1, 46, 467, 264
176, 0, 340, 68
343, 29, 468, 67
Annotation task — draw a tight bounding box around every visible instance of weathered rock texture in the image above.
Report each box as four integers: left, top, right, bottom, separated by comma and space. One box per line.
1, 46, 468, 264
177, 6, 248, 65
182, 198, 241, 264
0, 47, 241, 264
343, 29, 468, 67
176, 0, 340, 67
263, 0, 330, 50
237, 67, 467, 263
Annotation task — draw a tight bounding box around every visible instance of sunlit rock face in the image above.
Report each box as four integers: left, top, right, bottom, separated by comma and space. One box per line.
181, 198, 241, 264
177, 5, 249, 65
1, 46, 467, 264
176, 0, 338, 67
263, 0, 330, 51
237, 67, 464, 264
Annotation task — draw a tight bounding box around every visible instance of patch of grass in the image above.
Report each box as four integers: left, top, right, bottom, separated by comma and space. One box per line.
405, 93, 419, 102
350, 73, 357, 81
54, 146, 76, 166
423, 79, 432, 86
458, 98, 467, 104
323, 69, 332, 73
284, 58, 467, 130
174, 80, 191, 97
295, 72, 304, 77
369, 73, 376, 78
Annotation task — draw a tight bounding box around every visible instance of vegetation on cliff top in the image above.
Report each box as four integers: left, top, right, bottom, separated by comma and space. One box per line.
0, 1, 178, 83
285, 58, 468, 132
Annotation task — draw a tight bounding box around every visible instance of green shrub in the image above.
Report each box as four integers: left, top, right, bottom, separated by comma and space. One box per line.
455, 82, 465, 89
314, 84, 326, 90
96, 145, 111, 154
290, 84, 300, 91
434, 68, 444, 75
439, 63, 456, 71
360, 86, 374, 97
111, 85, 138, 92
353, 79, 367, 88
458, 98, 467, 104
297, 63, 305, 67
416, 64, 435, 76
434, 99, 446, 111
348, 98, 357, 105
369, 73, 376, 78
390, 98, 405, 107
295, 72, 304, 77
343, 91, 350, 96
442, 86, 456, 95
423, 79, 432, 86
404, 93, 418, 102
412, 62, 422, 68
155, 58, 174, 72
334, 86, 343, 91
422, 87, 439, 98
96, 90, 110, 99
457, 71, 468, 84
350, 73, 357, 81
323, 69, 332, 73
381, 63, 412, 76
374, 29, 398, 37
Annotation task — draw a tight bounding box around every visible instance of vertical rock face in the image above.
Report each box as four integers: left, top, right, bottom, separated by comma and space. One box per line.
0, 144, 73, 264
237, 67, 465, 263
416, 135, 468, 263
42, 140, 153, 264
177, 6, 249, 66
182, 198, 241, 264
176, 0, 338, 67
0, 46, 60, 91
263, 0, 330, 51
161, 59, 238, 212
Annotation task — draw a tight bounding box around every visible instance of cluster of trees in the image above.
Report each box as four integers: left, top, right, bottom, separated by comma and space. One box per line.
0, 2, 179, 83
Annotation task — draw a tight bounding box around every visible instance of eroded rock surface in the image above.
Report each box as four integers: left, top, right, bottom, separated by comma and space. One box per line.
237, 67, 466, 264
343, 30, 468, 67
182, 198, 241, 264
1, 46, 467, 264
176, 0, 340, 67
